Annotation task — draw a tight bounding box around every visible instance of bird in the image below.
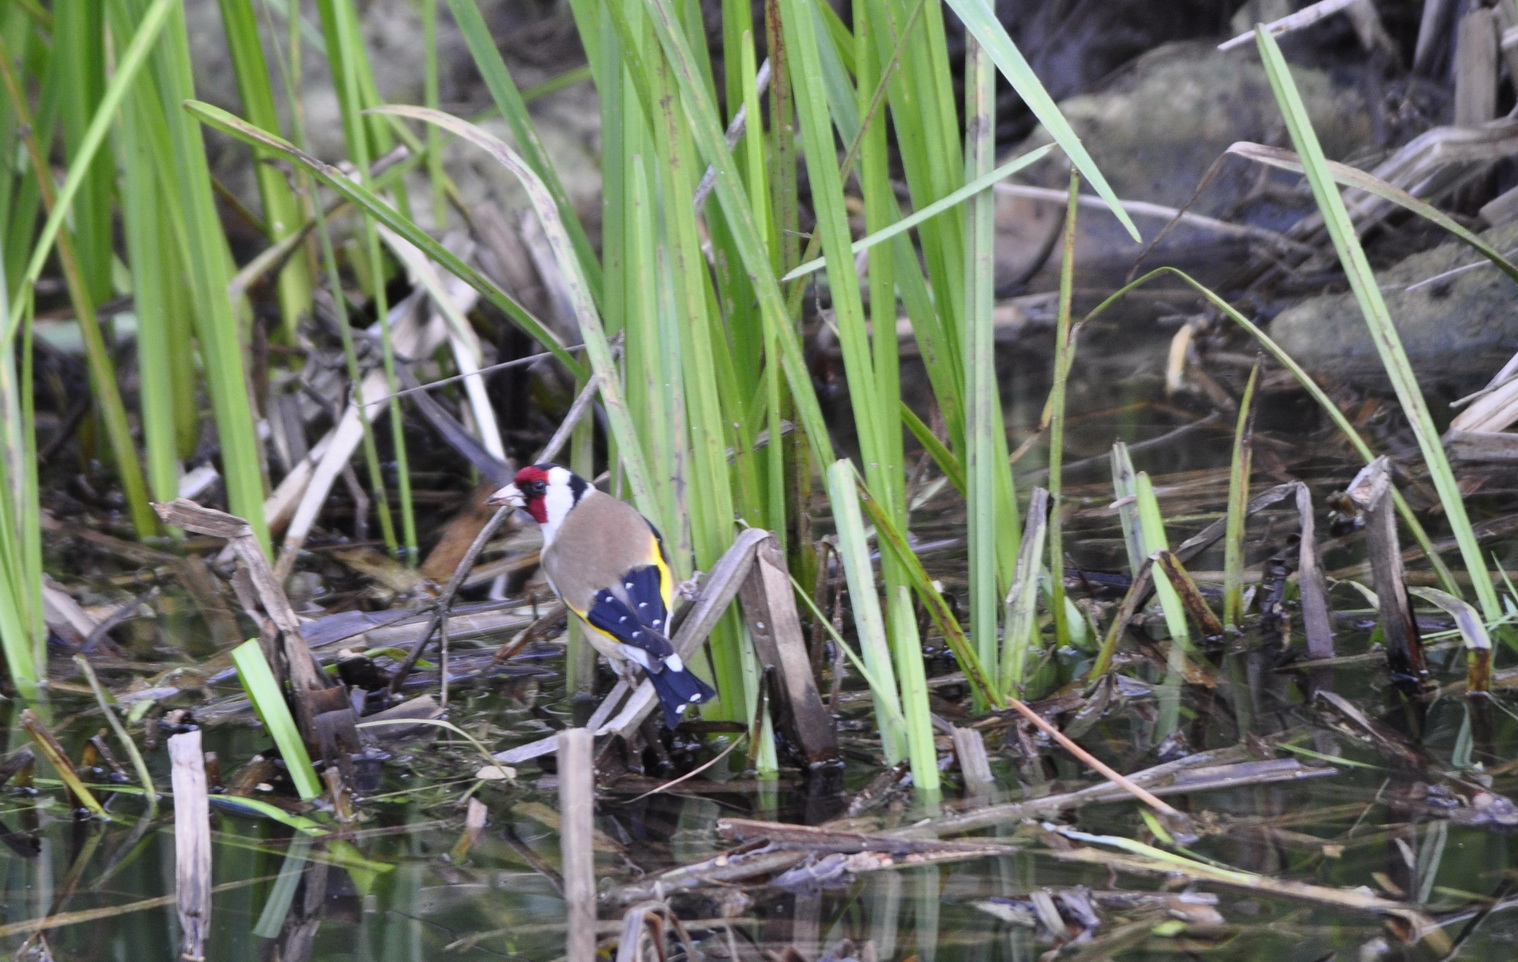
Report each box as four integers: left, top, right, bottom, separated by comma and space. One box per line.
487, 463, 716, 727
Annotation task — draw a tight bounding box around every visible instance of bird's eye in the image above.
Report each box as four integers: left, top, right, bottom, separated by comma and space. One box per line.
530, 481, 546, 494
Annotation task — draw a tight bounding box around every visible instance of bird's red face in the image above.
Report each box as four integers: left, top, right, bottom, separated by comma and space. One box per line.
485, 463, 585, 540
509, 465, 552, 524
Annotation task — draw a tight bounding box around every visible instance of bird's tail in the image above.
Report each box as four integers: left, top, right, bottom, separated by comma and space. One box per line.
647, 665, 716, 728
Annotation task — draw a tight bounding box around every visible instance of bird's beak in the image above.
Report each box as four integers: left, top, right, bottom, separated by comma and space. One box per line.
486, 483, 525, 509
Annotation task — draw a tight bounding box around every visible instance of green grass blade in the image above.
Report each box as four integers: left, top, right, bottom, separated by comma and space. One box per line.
891, 584, 940, 797
127, 0, 270, 551
962, 27, 1001, 693
1110, 442, 1144, 573
4, 0, 172, 341
117, 104, 182, 505
788, 574, 908, 732
1255, 27, 1500, 627
444, 0, 602, 303
900, 403, 965, 493
0, 296, 40, 698
639, 24, 747, 714
1134, 471, 1192, 651
1045, 174, 1082, 649
854, 472, 1002, 708
1223, 365, 1259, 627
826, 459, 906, 764
941, 0, 1140, 242
186, 100, 586, 379
781, 144, 1055, 282
216, 0, 314, 339
629, 0, 835, 468
53, 0, 112, 306
1002, 487, 1049, 694
369, 104, 653, 512
74, 655, 157, 804
231, 639, 323, 802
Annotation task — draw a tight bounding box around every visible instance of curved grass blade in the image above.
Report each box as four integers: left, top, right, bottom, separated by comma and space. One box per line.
368, 103, 654, 512
207, 795, 330, 836
20, 708, 108, 817
1084, 265, 1461, 600
74, 655, 157, 806
1255, 27, 1501, 627
780, 144, 1055, 281
941, 0, 1140, 242
183, 100, 585, 382
1410, 586, 1492, 693
357, 716, 515, 782
852, 470, 1001, 708
444, 0, 601, 303
1228, 142, 1518, 286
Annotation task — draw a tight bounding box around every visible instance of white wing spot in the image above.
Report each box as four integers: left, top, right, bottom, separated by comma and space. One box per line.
632, 631, 642, 639
638, 602, 647, 608
652, 619, 662, 627
624, 582, 634, 589
619, 616, 627, 623
688, 693, 700, 702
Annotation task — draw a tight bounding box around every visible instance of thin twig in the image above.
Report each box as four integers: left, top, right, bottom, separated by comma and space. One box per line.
386, 505, 514, 695
1001, 695, 1187, 823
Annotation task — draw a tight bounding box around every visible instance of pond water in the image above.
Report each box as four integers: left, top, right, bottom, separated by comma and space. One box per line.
7, 646, 1518, 960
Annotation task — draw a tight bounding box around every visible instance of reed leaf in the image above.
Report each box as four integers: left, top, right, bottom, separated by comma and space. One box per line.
124, 0, 270, 550
216, 0, 314, 338
941, 0, 1140, 242
1223, 365, 1260, 627
1229, 142, 1518, 286
1255, 27, 1501, 627
891, 584, 940, 797
1002, 488, 1050, 693
185, 100, 585, 379
825, 459, 906, 764
963, 28, 1001, 688
1134, 471, 1192, 651
1045, 174, 1083, 649
374, 103, 662, 521
232, 640, 323, 802
444, 0, 602, 302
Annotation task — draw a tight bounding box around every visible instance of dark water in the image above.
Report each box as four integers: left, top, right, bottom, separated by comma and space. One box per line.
8, 631, 1518, 960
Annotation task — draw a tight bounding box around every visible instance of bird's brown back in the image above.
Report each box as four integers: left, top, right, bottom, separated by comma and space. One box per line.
540, 490, 669, 616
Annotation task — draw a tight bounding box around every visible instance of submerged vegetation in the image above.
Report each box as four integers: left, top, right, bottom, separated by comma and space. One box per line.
2, 0, 1518, 959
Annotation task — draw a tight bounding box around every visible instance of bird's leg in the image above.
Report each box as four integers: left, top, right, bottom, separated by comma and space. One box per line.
610, 657, 641, 690
677, 571, 703, 602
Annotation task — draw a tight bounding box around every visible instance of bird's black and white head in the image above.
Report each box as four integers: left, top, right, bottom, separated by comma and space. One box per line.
487, 463, 588, 546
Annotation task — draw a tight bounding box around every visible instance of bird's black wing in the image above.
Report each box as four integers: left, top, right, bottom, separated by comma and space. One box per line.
618, 563, 670, 633
585, 578, 676, 668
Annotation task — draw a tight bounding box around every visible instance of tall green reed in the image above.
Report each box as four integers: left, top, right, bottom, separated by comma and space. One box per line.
5, 0, 1148, 786
1254, 27, 1502, 629
202, 0, 1134, 790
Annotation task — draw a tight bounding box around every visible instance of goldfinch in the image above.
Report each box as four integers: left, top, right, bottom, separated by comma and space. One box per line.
488, 463, 716, 727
